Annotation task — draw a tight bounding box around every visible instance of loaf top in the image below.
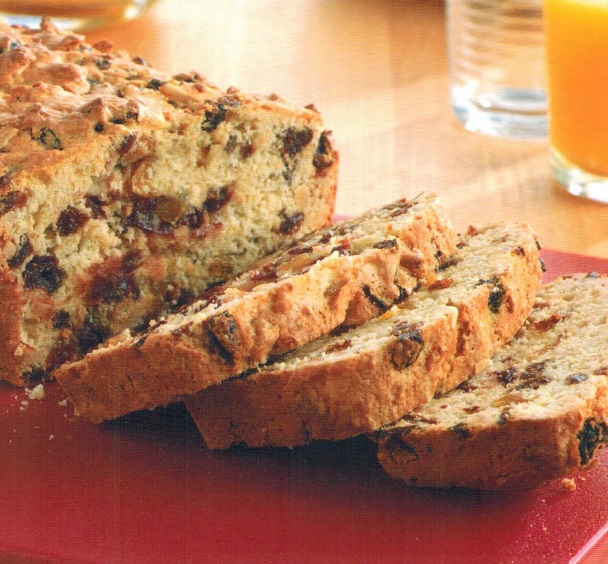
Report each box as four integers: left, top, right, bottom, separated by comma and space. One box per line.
0, 17, 322, 175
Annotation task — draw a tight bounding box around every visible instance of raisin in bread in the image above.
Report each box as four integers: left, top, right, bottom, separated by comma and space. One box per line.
375, 273, 608, 491
187, 222, 543, 449
54, 194, 459, 423
0, 18, 339, 386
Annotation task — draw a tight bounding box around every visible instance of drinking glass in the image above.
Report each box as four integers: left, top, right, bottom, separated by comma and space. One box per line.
447, 0, 548, 139
545, 0, 608, 202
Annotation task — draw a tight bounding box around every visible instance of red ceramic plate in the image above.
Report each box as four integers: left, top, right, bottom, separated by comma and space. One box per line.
2, 248, 608, 564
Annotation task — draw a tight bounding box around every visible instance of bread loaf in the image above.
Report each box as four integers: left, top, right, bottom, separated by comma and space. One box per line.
376, 273, 608, 490
0, 18, 338, 386
55, 194, 459, 423
187, 222, 543, 448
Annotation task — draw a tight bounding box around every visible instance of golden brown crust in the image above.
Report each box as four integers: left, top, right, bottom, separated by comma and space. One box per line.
375, 274, 608, 491
187, 222, 543, 448
55, 194, 459, 422
0, 261, 23, 385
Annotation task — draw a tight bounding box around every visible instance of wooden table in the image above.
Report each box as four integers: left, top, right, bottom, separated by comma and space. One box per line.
84, 0, 608, 257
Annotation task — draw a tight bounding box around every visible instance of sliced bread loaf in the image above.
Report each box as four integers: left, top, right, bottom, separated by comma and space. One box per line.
0, 19, 338, 386
54, 194, 459, 423
187, 222, 543, 448
375, 273, 608, 491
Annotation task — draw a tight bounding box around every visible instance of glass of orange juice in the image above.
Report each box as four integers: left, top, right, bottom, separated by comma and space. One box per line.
545, 0, 608, 202
0, 0, 156, 31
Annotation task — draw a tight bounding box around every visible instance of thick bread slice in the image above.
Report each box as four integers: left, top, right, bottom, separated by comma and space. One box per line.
55, 194, 459, 423
187, 222, 543, 449
375, 273, 608, 491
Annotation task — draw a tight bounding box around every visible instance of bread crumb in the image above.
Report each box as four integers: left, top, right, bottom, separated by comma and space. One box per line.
58, 398, 68, 407
26, 384, 45, 400
560, 478, 576, 492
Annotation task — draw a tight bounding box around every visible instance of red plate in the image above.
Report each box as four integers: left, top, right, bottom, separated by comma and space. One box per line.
2, 248, 608, 564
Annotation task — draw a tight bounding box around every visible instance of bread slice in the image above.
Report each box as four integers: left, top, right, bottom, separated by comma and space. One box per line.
54, 194, 459, 423
0, 18, 338, 386
375, 273, 608, 491
187, 222, 543, 449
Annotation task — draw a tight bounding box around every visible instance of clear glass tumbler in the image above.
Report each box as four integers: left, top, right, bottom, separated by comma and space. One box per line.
447, 0, 547, 139
0, 0, 155, 31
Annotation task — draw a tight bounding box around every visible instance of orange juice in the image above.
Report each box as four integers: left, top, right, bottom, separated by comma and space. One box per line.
545, 0, 608, 176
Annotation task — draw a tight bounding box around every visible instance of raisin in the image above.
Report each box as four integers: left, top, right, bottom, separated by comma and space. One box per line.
176, 207, 203, 230
331, 244, 351, 256
578, 418, 608, 465
201, 101, 227, 132
373, 239, 397, 250
96, 57, 111, 70
39, 128, 62, 150
93, 122, 105, 133
86, 251, 142, 304
567, 373, 589, 385
287, 244, 314, 256
7, 234, 33, 268
125, 195, 201, 234
477, 277, 506, 314
117, 133, 136, 156
249, 262, 278, 282
0, 173, 12, 190
207, 311, 240, 364
313, 131, 334, 171
456, 380, 478, 392
362, 285, 390, 313
493, 368, 516, 386
204, 185, 233, 213
76, 315, 111, 355
23, 255, 65, 293
56, 206, 89, 236
390, 324, 423, 369
84, 194, 106, 218
278, 210, 304, 235
0, 191, 28, 217
52, 310, 71, 329
437, 256, 460, 271
279, 127, 313, 159
45, 339, 78, 371
325, 339, 352, 354
516, 361, 549, 390
146, 78, 165, 90
532, 313, 562, 332
449, 422, 470, 439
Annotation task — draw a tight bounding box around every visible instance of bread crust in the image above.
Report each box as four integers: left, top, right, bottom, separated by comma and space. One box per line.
55, 194, 459, 422
375, 273, 608, 490
187, 222, 543, 448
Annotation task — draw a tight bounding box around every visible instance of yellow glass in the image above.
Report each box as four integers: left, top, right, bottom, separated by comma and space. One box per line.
545, 0, 608, 201
0, 0, 155, 31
